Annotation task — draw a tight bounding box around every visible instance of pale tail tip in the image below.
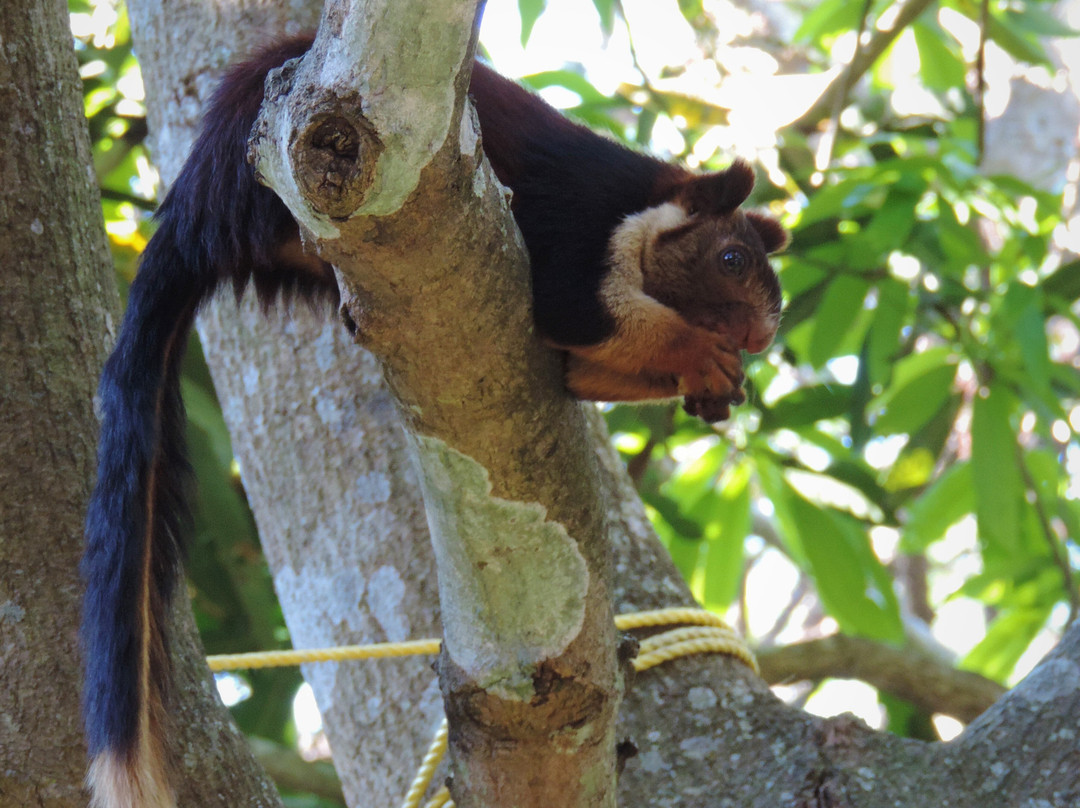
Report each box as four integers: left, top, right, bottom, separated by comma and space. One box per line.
87, 749, 176, 808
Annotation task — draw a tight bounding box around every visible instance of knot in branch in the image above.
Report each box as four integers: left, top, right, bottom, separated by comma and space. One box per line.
291, 96, 383, 220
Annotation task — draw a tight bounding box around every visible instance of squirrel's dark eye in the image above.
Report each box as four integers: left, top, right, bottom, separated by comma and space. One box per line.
721, 248, 748, 273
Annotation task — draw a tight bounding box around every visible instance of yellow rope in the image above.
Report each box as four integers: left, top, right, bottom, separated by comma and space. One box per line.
207, 609, 747, 672
207, 607, 756, 808
614, 607, 732, 631
421, 786, 453, 808
401, 719, 448, 808
635, 626, 759, 674
207, 639, 441, 672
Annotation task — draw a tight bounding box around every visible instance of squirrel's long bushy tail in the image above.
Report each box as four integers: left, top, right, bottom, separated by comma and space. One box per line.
80, 35, 329, 808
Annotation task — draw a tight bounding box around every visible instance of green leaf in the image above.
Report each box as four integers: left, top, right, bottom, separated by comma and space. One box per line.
181, 378, 234, 468
1004, 7, 1080, 38
880, 691, 936, 740
882, 446, 936, 492
937, 224, 989, 280
808, 275, 870, 368
798, 176, 884, 226
970, 385, 1024, 556
761, 384, 853, 429
521, 69, 611, 105
673, 441, 731, 516
794, 0, 866, 43
666, 531, 704, 584
518, 0, 547, 46
986, 11, 1050, 65
1012, 295, 1052, 398
643, 490, 704, 539
856, 188, 922, 258
1024, 449, 1062, 514
754, 455, 807, 565
866, 279, 911, 385
962, 608, 1049, 683
785, 489, 904, 642
902, 461, 974, 551
869, 351, 958, 437
913, 23, 966, 91
701, 463, 752, 609
1042, 259, 1080, 301
592, 0, 616, 36
677, 0, 705, 23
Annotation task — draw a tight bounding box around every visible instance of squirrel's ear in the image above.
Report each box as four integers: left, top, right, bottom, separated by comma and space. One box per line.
746, 211, 788, 253
678, 159, 755, 215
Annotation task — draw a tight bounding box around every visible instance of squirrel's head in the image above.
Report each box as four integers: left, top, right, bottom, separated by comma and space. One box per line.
614, 160, 787, 354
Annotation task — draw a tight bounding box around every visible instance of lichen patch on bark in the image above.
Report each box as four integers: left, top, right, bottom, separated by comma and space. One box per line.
410, 433, 589, 696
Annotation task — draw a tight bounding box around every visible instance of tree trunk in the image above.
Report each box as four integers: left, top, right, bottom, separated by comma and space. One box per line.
0, 0, 289, 805
0, 1, 113, 803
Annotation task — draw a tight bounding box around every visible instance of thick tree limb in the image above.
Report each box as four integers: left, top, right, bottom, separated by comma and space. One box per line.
125, 2, 450, 805
756, 634, 1006, 723
250, 2, 621, 806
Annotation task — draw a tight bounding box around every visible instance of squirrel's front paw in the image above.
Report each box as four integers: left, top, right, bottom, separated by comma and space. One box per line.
674, 328, 744, 398
683, 386, 746, 423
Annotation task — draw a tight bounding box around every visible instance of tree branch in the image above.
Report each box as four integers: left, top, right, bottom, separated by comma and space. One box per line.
796, 0, 937, 131
248, 737, 345, 804
756, 634, 1006, 723
251, 2, 622, 805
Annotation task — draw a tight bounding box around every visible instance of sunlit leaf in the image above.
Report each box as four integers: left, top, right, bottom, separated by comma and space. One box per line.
677, 0, 705, 24
785, 488, 904, 641
986, 10, 1051, 65
793, 0, 866, 43
912, 22, 966, 91
962, 609, 1050, 683
761, 384, 853, 429
865, 279, 911, 385
882, 446, 935, 491
971, 385, 1024, 557
856, 188, 922, 257
672, 441, 730, 514
902, 461, 974, 551
522, 69, 611, 105
592, 0, 616, 36
1004, 7, 1080, 38
645, 491, 705, 538
1008, 289, 1052, 398
519, 0, 547, 46
869, 350, 958, 437
701, 463, 751, 609
808, 274, 870, 368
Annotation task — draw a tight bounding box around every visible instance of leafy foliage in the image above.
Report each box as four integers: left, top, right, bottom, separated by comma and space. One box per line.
560, 0, 1080, 721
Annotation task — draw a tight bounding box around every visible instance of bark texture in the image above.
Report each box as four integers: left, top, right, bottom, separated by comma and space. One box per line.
0, 1, 114, 804
2, 1, 282, 806
252, 2, 621, 805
